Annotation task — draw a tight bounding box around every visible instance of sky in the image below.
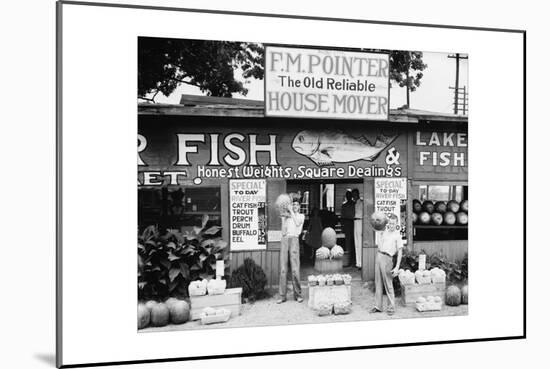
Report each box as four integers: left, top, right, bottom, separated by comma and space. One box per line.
146, 51, 468, 115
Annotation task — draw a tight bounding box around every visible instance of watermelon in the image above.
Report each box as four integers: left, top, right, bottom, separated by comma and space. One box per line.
461, 285, 468, 304
144, 300, 158, 312
418, 211, 431, 225
321, 227, 337, 248
460, 199, 468, 212
456, 211, 468, 225
434, 201, 447, 214
165, 297, 179, 307
447, 200, 460, 213
275, 193, 292, 217
412, 199, 423, 213
422, 200, 435, 214
330, 245, 345, 259
412, 212, 418, 224
168, 300, 190, 324
443, 211, 456, 225
431, 212, 443, 225
150, 303, 170, 327
445, 285, 462, 306
138, 303, 150, 329
316, 246, 331, 260
370, 211, 388, 231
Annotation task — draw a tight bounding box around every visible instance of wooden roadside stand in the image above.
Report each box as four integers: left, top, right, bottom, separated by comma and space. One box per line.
138, 94, 468, 309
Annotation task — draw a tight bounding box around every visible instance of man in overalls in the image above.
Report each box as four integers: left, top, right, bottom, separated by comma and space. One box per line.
370, 213, 403, 315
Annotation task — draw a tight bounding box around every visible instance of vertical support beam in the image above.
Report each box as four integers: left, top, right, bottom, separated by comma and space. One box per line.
220, 179, 230, 248
362, 179, 376, 281
406, 179, 414, 251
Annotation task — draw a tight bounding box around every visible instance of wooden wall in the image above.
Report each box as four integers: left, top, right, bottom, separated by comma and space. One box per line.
412, 240, 468, 262
229, 249, 281, 289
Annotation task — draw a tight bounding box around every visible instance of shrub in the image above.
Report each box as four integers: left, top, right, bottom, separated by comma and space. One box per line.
229, 258, 268, 302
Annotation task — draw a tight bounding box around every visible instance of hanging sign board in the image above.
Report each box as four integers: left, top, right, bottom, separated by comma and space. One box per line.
265, 46, 390, 120
229, 179, 267, 251
374, 177, 407, 243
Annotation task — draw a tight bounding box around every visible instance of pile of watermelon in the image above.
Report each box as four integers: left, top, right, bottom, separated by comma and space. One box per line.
315, 229, 344, 261
138, 297, 190, 330
413, 199, 468, 226
445, 284, 469, 306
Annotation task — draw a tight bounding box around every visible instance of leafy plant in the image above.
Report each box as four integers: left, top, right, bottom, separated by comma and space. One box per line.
229, 258, 269, 302
138, 215, 228, 300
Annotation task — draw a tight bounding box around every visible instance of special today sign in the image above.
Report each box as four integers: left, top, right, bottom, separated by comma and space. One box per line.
265, 46, 390, 120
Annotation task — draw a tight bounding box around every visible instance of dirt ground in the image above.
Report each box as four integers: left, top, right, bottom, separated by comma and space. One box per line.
141, 281, 468, 333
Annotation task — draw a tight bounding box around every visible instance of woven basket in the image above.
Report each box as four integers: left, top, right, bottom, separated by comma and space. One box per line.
200, 308, 231, 325
415, 301, 442, 312
415, 276, 432, 285
189, 286, 207, 297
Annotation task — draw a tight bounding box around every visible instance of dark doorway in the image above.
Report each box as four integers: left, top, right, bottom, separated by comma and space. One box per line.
286, 179, 364, 275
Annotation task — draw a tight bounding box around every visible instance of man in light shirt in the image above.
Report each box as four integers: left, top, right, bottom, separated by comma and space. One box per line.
277, 200, 305, 303
370, 213, 403, 315
351, 188, 363, 269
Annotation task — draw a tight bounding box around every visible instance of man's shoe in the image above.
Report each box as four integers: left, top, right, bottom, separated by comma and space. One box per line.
276, 298, 286, 304
296, 297, 304, 303
386, 309, 395, 316
369, 307, 382, 313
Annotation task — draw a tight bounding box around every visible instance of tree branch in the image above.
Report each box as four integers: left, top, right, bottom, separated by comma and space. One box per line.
138, 89, 161, 103
170, 77, 201, 88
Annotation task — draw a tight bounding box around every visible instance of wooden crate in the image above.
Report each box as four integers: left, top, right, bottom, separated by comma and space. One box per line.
400, 282, 446, 306
189, 288, 242, 320
314, 258, 343, 273
308, 284, 351, 309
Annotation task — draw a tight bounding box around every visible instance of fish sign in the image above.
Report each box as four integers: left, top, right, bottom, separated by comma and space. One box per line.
292, 130, 398, 166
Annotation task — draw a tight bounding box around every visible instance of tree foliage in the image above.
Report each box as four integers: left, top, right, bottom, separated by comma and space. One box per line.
138, 37, 264, 100
138, 38, 427, 103
388, 51, 427, 93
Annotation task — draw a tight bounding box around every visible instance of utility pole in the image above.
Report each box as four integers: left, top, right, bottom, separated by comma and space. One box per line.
448, 53, 468, 114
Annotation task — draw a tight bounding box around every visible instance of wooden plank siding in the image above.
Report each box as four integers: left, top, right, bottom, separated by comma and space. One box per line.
412, 240, 468, 262
229, 249, 281, 288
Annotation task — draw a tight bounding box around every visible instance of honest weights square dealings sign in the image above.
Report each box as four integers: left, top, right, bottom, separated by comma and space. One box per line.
265, 46, 390, 120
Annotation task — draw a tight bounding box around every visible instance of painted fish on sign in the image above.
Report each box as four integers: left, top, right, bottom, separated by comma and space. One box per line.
292, 130, 398, 166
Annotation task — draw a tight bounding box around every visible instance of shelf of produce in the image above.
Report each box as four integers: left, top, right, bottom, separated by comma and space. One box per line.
413, 225, 467, 229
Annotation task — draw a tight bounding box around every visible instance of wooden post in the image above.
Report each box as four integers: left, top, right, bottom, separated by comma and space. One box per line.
362, 179, 376, 281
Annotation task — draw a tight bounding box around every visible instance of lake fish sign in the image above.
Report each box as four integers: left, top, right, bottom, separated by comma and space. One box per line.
265, 46, 390, 120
